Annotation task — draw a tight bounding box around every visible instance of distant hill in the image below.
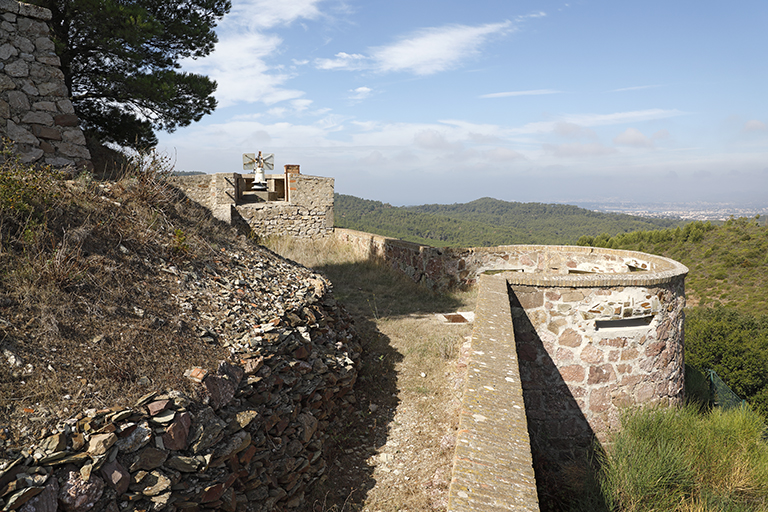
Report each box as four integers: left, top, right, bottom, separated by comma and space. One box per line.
334, 194, 683, 247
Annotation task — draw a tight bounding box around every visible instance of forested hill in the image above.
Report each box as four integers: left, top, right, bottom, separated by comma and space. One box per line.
334, 194, 682, 247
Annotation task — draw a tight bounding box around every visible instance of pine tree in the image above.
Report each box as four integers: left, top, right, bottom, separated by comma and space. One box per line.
31, 0, 231, 148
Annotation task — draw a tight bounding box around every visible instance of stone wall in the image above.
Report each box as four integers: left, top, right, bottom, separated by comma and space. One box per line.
0, 0, 91, 169
335, 227, 688, 506
334, 228, 681, 292
171, 173, 334, 239
509, 275, 685, 475
236, 202, 333, 239
448, 274, 539, 512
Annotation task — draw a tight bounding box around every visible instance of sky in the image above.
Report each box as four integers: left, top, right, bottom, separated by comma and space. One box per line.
156, 0, 768, 207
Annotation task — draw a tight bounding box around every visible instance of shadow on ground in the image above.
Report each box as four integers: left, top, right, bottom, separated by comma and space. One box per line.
304, 259, 469, 511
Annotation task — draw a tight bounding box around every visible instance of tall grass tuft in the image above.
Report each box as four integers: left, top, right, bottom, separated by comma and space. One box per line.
600, 405, 768, 511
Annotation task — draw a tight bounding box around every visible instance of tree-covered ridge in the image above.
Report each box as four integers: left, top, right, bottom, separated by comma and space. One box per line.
334, 194, 682, 247
577, 217, 768, 316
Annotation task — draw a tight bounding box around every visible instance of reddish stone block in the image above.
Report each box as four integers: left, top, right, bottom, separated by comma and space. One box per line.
580, 345, 603, 364
589, 388, 611, 413
645, 341, 666, 357
588, 364, 615, 385
560, 365, 585, 383
621, 348, 639, 361
559, 328, 582, 348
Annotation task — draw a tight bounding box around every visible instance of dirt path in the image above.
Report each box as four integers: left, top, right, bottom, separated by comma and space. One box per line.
309, 312, 473, 512
266, 237, 476, 511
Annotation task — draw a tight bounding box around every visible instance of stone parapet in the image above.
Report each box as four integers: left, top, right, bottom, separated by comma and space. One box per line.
335, 228, 688, 505
448, 274, 539, 512
334, 229, 688, 292
0, 0, 91, 170
236, 202, 333, 239
171, 173, 334, 239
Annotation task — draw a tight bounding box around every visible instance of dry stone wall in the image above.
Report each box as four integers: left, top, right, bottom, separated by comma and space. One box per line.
0, 0, 91, 169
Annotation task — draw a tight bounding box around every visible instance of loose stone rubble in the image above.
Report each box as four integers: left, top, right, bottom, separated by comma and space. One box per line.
0, 241, 362, 512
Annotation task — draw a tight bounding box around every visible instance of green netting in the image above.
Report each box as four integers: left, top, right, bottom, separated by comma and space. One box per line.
708, 369, 746, 410
684, 364, 746, 410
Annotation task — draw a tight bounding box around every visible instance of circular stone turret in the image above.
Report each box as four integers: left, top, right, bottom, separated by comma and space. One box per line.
487, 245, 688, 462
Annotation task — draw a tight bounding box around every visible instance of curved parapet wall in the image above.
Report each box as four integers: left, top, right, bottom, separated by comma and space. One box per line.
336, 228, 688, 502
335, 228, 687, 290
504, 255, 687, 474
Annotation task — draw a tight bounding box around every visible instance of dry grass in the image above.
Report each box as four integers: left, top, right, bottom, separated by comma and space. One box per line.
0, 148, 256, 448
265, 236, 476, 511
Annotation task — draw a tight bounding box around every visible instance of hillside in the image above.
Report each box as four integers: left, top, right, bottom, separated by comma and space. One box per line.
335, 194, 682, 247
0, 153, 361, 511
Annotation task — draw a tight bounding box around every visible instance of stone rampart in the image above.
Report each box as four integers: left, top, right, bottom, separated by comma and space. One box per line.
0, 0, 91, 169
335, 228, 688, 507
448, 274, 539, 512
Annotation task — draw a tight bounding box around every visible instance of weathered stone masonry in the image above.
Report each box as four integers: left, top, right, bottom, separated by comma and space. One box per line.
335, 229, 688, 510
0, 0, 91, 169
171, 169, 334, 239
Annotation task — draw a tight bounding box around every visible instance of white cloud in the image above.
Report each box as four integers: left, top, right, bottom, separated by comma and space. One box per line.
414, 129, 464, 152
228, 0, 325, 30
372, 22, 513, 75
480, 89, 562, 99
514, 109, 685, 135
314, 22, 514, 75
564, 109, 685, 127
181, 0, 328, 107
349, 86, 372, 101
553, 122, 597, 140
314, 52, 368, 70
543, 142, 616, 158
614, 128, 654, 148
743, 120, 767, 132
515, 11, 547, 21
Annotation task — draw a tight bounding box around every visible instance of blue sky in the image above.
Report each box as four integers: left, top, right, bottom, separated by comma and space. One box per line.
157, 0, 768, 206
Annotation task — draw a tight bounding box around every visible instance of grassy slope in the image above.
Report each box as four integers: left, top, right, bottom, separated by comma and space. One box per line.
0, 151, 303, 447
334, 194, 682, 247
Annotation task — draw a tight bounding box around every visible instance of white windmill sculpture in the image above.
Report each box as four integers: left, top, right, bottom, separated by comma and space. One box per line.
242, 151, 274, 191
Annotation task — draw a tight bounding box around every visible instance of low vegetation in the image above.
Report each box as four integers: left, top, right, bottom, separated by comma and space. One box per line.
578, 217, 768, 315
0, 146, 242, 442
591, 405, 768, 512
